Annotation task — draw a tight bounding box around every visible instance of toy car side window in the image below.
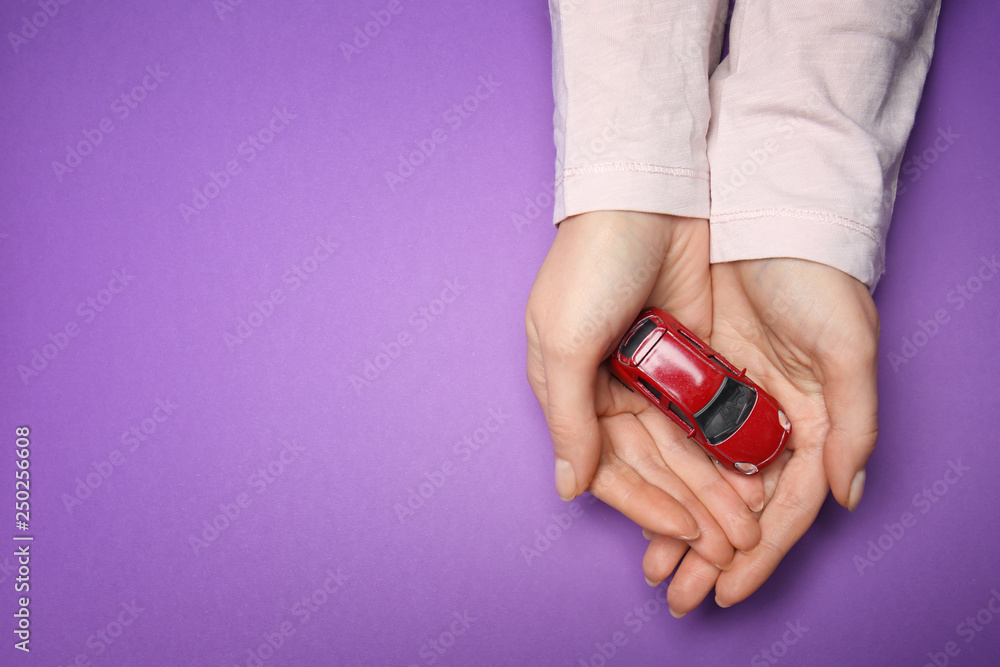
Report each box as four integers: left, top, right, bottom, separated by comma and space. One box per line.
677, 329, 703, 350
667, 403, 694, 430
620, 317, 658, 360
636, 377, 663, 402
706, 355, 731, 374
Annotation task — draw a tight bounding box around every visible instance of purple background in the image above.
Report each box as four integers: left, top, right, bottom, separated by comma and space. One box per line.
1, 1, 998, 665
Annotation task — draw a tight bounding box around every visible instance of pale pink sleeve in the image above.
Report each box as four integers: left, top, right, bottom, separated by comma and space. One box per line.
549, 0, 729, 224
706, 0, 942, 289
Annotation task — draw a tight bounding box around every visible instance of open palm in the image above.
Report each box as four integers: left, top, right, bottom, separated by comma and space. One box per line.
641, 258, 880, 613
525, 211, 765, 570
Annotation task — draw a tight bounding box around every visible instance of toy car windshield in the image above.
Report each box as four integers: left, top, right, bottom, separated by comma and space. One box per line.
620, 317, 659, 361
695, 377, 757, 445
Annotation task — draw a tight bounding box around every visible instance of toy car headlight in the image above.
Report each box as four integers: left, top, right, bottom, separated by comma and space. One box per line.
778, 410, 791, 432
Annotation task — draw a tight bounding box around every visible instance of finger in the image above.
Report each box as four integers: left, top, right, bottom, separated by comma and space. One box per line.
589, 445, 700, 541
666, 549, 720, 617
715, 460, 766, 513
602, 413, 736, 567
758, 448, 792, 513
642, 534, 687, 585
631, 458, 741, 566
542, 353, 603, 501
637, 409, 762, 552
821, 352, 879, 511
715, 447, 828, 606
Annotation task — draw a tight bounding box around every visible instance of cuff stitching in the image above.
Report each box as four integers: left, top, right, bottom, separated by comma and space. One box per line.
561, 161, 709, 182
711, 207, 880, 245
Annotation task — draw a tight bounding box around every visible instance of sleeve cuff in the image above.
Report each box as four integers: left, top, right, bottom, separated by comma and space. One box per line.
709, 208, 885, 289
554, 166, 710, 224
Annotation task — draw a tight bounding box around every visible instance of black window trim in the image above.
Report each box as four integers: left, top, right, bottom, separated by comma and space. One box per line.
676, 328, 703, 350
636, 376, 662, 402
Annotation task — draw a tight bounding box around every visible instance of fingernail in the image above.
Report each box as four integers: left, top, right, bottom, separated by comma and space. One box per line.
669, 608, 686, 619
644, 576, 659, 587
642, 529, 654, 540
848, 469, 866, 512
715, 596, 731, 609
677, 530, 700, 541
751, 498, 764, 513
555, 458, 577, 501
713, 561, 733, 572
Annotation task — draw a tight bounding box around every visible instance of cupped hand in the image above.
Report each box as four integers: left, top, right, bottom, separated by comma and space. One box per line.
641, 258, 880, 613
525, 211, 764, 564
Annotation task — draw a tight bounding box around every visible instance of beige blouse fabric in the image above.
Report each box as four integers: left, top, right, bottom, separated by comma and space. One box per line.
550, 0, 941, 288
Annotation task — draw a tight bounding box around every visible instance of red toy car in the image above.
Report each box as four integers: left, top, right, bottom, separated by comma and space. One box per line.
609, 308, 790, 474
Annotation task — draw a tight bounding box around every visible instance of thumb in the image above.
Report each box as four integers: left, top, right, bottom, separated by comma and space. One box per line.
821, 351, 879, 511
543, 354, 602, 500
